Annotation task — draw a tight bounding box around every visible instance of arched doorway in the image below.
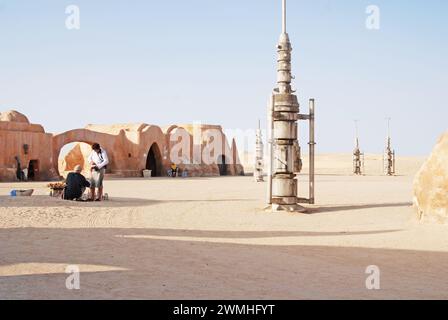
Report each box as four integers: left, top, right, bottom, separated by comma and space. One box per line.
27, 160, 39, 181
217, 155, 228, 176
146, 143, 163, 177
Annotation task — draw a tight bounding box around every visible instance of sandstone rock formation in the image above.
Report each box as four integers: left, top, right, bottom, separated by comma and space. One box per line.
59, 143, 92, 177
413, 132, 448, 223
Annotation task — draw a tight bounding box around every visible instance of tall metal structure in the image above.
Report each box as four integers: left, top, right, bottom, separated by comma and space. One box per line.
353, 120, 364, 175
383, 117, 396, 176
267, 0, 315, 212
254, 120, 264, 182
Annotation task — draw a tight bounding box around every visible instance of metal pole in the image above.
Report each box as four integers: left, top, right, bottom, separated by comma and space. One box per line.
386, 117, 391, 138
255, 119, 264, 182
282, 0, 287, 34
354, 120, 359, 147
393, 150, 396, 174
266, 94, 275, 205
309, 99, 315, 205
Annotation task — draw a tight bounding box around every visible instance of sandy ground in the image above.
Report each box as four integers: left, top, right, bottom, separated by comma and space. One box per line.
1, 154, 447, 300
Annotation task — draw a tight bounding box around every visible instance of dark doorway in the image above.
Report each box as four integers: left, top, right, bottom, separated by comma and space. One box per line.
28, 160, 39, 181
146, 144, 163, 177
217, 155, 228, 176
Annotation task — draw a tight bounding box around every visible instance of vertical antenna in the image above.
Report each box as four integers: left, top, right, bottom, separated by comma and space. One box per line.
354, 120, 360, 148
282, 0, 287, 34
385, 117, 392, 150
386, 117, 391, 138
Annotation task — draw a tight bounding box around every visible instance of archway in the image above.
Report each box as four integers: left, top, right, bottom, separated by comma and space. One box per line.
52, 128, 111, 177
217, 155, 228, 176
146, 143, 163, 177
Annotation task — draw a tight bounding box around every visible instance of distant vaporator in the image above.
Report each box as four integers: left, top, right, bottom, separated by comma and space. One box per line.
384, 118, 396, 176
254, 120, 264, 182
353, 120, 364, 175
266, 0, 316, 212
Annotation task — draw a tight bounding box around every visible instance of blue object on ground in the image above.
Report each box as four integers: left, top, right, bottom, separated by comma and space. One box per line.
10, 190, 17, 197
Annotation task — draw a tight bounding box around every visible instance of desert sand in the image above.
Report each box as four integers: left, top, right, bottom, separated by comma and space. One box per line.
1, 154, 447, 300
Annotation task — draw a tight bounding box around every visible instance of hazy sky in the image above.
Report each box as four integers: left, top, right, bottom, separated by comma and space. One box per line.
1, 0, 447, 155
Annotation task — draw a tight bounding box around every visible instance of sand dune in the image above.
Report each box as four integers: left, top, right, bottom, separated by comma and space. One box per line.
242, 152, 426, 176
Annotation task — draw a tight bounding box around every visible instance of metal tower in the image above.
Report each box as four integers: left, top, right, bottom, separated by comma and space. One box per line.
254, 120, 264, 182
353, 120, 364, 175
267, 0, 315, 212
384, 117, 396, 176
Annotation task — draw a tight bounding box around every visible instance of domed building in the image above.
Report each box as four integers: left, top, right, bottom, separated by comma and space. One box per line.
0, 110, 57, 181
0, 110, 30, 123
0, 110, 244, 182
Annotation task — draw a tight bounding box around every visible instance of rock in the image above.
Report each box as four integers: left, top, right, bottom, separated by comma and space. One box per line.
60, 143, 92, 177
413, 132, 448, 223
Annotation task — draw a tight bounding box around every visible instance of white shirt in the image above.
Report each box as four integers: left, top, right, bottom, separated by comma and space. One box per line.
88, 148, 109, 170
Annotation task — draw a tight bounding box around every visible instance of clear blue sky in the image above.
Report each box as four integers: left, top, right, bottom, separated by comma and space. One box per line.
1, 0, 447, 155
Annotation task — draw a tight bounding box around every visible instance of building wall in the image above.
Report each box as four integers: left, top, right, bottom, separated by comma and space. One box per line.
0, 122, 57, 181
0, 113, 244, 181
56, 124, 245, 178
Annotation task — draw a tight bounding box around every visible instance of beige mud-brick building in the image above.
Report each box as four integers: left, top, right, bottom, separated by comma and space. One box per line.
0, 111, 57, 181
0, 110, 244, 182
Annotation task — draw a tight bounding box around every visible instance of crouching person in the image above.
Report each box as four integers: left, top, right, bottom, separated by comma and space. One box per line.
64, 165, 90, 201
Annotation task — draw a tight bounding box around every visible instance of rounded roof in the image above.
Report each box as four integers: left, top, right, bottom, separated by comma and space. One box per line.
0, 110, 30, 123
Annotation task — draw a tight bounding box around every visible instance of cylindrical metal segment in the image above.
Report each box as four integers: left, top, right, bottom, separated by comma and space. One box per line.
273, 121, 297, 140
272, 144, 294, 174
272, 177, 297, 198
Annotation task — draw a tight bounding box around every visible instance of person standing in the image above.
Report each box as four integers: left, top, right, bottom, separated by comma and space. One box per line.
14, 156, 24, 181
88, 143, 109, 201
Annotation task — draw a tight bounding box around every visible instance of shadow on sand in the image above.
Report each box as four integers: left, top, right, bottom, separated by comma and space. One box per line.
1, 196, 413, 215
1, 227, 448, 299
309, 202, 413, 214
0, 195, 161, 208
0, 195, 262, 208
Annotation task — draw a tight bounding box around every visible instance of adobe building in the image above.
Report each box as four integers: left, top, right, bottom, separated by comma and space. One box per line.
0, 110, 244, 182
0, 111, 58, 181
